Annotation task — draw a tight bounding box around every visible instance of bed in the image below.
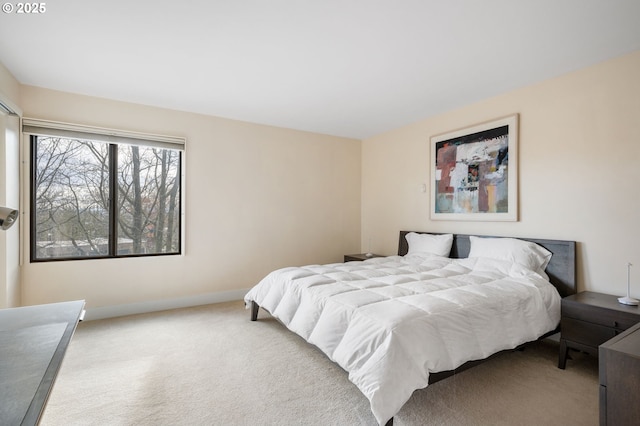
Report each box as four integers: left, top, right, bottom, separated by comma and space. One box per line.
245, 231, 576, 425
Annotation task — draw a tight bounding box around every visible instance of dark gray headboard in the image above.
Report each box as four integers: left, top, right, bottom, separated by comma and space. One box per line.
398, 231, 576, 298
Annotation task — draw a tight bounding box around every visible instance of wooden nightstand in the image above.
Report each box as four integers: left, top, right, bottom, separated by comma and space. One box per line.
344, 253, 383, 262
558, 291, 640, 369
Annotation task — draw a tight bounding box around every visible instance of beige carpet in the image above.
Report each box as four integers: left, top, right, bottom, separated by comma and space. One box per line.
40, 301, 598, 426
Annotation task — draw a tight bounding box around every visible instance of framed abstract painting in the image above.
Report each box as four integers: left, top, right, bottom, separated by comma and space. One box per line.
430, 114, 518, 221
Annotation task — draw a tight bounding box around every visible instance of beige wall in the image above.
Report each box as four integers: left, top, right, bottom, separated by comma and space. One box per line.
18, 87, 361, 316
362, 50, 640, 298
3, 49, 639, 315
0, 61, 20, 105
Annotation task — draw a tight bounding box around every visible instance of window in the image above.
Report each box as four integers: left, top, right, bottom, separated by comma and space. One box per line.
26, 120, 184, 261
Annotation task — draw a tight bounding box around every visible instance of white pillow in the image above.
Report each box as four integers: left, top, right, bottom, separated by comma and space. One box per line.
405, 232, 453, 257
468, 236, 552, 273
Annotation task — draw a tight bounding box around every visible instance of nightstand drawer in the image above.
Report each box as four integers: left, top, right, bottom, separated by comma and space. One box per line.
561, 317, 617, 347
562, 302, 639, 330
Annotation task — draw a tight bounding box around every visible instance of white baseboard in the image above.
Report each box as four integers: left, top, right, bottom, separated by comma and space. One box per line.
83, 289, 250, 321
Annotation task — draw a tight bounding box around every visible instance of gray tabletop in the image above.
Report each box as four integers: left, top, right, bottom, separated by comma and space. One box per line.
0, 300, 85, 426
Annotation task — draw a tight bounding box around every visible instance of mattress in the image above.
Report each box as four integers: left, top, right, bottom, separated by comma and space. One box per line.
244, 253, 561, 425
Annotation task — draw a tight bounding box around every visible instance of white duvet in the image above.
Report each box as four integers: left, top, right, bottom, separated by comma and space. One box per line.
244, 253, 561, 425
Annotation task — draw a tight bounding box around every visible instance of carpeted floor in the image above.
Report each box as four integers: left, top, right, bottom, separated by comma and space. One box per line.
40, 301, 599, 425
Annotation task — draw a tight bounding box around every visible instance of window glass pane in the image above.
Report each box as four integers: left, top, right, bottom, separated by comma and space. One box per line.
116, 145, 181, 255
34, 137, 110, 259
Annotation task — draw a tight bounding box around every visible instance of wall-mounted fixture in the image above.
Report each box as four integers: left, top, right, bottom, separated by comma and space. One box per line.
0, 206, 19, 230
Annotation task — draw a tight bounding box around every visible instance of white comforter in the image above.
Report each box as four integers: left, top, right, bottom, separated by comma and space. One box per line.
244, 254, 561, 425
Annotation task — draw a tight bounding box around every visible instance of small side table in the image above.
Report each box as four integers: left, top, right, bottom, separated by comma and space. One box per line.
344, 253, 383, 262
558, 291, 640, 369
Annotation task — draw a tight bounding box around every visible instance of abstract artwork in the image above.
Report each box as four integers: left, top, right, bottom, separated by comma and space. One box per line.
430, 114, 518, 221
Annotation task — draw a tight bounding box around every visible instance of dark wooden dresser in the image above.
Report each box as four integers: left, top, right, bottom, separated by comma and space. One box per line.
599, 322, 640, 425
558, 291, 640, 369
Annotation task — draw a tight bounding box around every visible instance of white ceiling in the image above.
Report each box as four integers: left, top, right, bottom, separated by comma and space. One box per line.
1, 0, 639, 139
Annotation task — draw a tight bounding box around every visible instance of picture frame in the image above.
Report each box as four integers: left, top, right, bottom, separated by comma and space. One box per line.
430, 114, 518, 221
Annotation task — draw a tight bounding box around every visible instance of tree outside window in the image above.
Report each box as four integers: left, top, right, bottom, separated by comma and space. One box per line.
32, 136, 181, 260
